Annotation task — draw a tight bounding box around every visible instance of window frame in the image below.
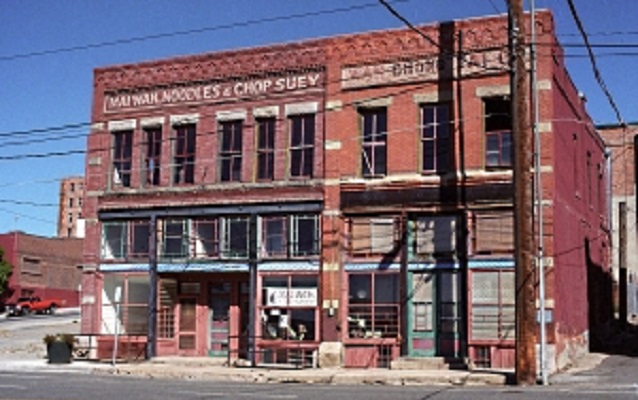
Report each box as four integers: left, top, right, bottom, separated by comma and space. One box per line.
360, 107, 388, 178
260, 274, 319, 342
470, 269, 515, 342
256, 117, 276, 181
261, 215, 288, 258
221, 216, 249, 259
347, 272, 400, 340
290, 214, 320, 257
172, 124, 196, 185
220, 120, 243, 182
190, 217, 219, 259
483, 97, 512, 169
143, 126, 162, 186
420, 103, 451, 173
161, 219, 188, 260
112, 130, 133, 188
289, 114, 315, 178
349, 216, 398, 257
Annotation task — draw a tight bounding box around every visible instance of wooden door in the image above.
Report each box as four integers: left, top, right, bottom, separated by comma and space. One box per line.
177, 297, 198, 355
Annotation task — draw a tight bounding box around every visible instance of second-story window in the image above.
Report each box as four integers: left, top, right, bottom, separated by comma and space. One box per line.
421, 104, 451, 173
261, 216, 287, 257
112, 130, 133, 187
144, 126, 162, 186
220, 120, 243, 182
257, 118, 276, 181
289, 114, 314, 178
484, 97, 512, 169
360, 108, 387, 177
221, 216, 249, 258
173, 124, 196, 184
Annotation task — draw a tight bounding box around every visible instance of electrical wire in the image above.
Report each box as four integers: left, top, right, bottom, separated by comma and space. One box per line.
565, 0, 624, 126
0, 0, 411, 62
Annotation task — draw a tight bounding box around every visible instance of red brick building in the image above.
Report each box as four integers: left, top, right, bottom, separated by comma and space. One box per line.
599, 124, 638, 318
0, 232, 83, 307
81, 10, 611, 372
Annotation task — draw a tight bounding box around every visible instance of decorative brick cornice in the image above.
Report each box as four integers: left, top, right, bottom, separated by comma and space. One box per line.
95, 43, 326, 91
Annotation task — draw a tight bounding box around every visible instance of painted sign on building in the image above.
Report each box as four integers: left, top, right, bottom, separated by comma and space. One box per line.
341, 48, 508, 89
104, 71, 324, 113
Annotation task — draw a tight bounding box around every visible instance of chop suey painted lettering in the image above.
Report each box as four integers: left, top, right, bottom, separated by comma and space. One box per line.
104, 72, 322, 112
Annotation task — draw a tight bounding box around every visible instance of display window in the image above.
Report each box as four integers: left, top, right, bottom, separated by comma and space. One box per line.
260, 275, 318, 341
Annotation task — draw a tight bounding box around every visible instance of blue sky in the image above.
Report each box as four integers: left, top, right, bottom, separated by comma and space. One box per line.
0, 0, 636, 237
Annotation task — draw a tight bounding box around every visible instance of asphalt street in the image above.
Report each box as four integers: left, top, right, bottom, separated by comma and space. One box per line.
1, 310, 638, 399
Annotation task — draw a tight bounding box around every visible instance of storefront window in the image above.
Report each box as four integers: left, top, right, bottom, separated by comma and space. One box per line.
261, 275, 317, 341
347, 272, 399, 339
101, 274, 149, 335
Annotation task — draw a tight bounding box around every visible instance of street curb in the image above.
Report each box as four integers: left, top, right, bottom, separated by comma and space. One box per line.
93, 364, 509, 386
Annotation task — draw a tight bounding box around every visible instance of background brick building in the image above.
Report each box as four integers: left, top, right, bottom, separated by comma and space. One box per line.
0, 231, 83, 307
599, 123, 638, 318
57, 176, 85, 238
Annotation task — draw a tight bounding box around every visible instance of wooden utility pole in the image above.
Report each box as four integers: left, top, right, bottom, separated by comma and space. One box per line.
509, 0, 537, 384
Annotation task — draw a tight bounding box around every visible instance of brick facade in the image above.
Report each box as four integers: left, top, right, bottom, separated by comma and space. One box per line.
82, 10, 611, 371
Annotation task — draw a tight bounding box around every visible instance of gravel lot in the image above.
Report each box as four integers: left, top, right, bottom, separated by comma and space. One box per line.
0, 311, 80, 362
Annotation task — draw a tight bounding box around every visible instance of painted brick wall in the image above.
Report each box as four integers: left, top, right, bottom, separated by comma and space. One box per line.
0, 232, 82, 306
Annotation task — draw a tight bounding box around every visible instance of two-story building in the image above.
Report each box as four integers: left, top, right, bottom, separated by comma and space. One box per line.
80, 10, 612, 372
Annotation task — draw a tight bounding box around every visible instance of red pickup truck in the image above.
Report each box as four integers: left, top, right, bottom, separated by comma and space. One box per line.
6, 296, 65, 316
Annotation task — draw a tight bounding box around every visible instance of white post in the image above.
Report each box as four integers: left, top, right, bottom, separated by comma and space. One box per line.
531, 0, 548, 385
112, 286, 122, 367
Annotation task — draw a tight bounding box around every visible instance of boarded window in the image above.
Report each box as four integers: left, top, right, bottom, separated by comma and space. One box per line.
474, 212, 514, 254
350, 217, 396, 255
21, 257, 42, 275
414, 215, 456, 256
471, 270, 515, 340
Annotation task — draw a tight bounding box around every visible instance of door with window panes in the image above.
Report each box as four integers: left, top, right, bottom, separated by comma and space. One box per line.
408, 271, 461, 358
177, 282, 200, 356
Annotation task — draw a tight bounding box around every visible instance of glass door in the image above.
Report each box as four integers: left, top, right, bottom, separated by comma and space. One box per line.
208, 282, 231, 357
408, 272, 436, 356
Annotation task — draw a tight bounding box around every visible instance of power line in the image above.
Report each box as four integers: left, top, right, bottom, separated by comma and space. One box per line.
0, 0, 410, 62
0, 199, 57, 208
378, 0, 437, 47
565, 0, 624, 126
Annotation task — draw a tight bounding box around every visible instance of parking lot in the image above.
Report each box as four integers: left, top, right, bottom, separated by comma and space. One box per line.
0, 309, 80, 363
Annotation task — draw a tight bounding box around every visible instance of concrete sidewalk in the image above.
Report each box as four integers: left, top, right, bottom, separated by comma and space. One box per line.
95, 357, 511, 386
0, 344, 607, 387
